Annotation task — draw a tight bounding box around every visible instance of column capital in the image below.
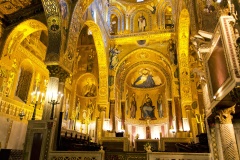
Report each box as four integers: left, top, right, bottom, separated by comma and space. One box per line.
47, 65, 69, 82
215, 105, 235, 124
98, 104, 107, 112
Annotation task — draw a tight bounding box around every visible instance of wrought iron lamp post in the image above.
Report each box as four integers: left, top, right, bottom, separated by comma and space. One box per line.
31, 91, 44, 120
48, 92, 63, 120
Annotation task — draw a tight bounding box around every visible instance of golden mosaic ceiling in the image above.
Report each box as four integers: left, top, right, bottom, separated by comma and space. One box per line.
118, 0, 153, 2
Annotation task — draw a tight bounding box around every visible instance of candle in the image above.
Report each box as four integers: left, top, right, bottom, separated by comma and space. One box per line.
31, 92, 35, 102
36, 91, 40, 101
40, 93, 44, 102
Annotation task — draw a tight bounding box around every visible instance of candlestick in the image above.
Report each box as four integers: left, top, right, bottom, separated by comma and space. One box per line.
48, 92, 63, 120
31, 91, 43, 120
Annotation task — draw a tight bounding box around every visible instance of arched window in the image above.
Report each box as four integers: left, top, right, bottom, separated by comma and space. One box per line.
165, 6, 174, 29
15, 63, 33, 102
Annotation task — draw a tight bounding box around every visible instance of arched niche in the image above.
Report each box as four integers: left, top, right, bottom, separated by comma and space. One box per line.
79, 25, 94, 45
156, 1, 174, 29
15, 59, 34, 102
75, 73, 98, 122
124, 65, 167, 121
110, 14, 118, 35
130, 9, 152, 33
113, 48, 173, 128
115, 48, 173, 99
165, 6, 174, 29
108, 4, 125, 34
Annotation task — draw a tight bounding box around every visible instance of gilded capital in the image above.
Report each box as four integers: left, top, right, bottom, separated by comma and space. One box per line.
59, 70, 69, 83
98, 104, 107, 112
47, 65, 69, 82
215, 105, 236, 124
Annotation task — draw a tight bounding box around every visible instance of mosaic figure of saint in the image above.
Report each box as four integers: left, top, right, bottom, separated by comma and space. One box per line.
133, 68, 155, 88
109, 45, 120, 69
130, 93, 137, 118
157, 94, 164, 118
82, 77, 97, 97
141, 94, 155, 119
138, 15, 146, 32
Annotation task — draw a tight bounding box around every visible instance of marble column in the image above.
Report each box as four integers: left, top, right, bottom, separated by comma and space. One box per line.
42, 65, 69, 150
174, 97, 183, 131
42, 65, 69, 120
109, 100, 115, 131
97, 105, 106, 141
42, 77, 59, 120
0, 20, 3, 39
215, 105, 239, 160
55, 74, 68, 150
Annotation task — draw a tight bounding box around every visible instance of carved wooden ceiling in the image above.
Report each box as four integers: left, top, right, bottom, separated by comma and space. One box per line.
0, 0, 44, 27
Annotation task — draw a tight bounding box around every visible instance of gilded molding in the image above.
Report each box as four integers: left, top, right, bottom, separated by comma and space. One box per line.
215, 105, 235, 124
178, 9, 192, 117
113, 32, 172, 44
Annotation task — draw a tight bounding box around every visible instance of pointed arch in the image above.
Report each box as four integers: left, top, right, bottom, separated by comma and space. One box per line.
1, 19, 47, 59
15, 59, 34, 102
108, 4, 126, 33
62, 0, 94, 72
83, 20, 108, 104
115, 48, 173, 98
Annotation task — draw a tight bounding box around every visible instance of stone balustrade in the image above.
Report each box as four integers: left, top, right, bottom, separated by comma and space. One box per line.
48, 151, 105, 160
0, 94, 42, 121
147, 152, 211, 160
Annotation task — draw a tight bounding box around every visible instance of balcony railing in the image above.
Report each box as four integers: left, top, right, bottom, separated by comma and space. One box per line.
0, 94, 42, 121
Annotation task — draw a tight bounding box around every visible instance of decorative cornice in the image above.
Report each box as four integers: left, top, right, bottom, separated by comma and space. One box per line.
215, 105, 235, 124
178, 9, 192, 117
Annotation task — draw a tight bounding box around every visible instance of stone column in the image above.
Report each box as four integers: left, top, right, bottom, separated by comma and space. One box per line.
42, 77, 59, 120
43, 65, 69, 150
0, 19, 3, 39
215, 105, 239, 160
43, 65, 69, 120
109, 100, 115, 131
174, 97, 183, 131
214, 120, 224, 160
121, 101, 125, 130
97, 105, 106, 141
55, 73, 68, 150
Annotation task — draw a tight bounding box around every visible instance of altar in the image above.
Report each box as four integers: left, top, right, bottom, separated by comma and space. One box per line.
135, 139, 159, 151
